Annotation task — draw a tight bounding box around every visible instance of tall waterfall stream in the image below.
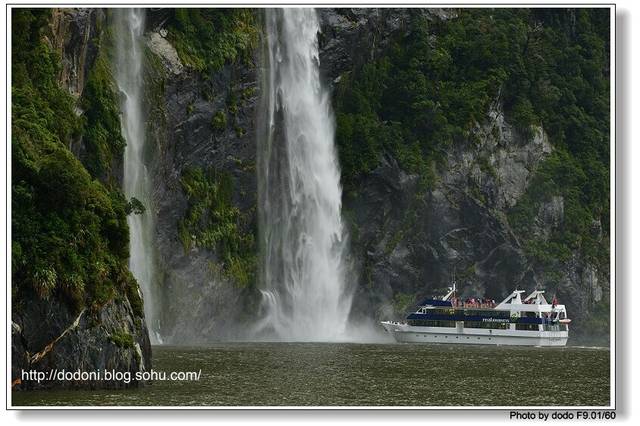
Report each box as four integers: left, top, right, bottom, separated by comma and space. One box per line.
257, 9, 354, 341
115, 9, 162, 343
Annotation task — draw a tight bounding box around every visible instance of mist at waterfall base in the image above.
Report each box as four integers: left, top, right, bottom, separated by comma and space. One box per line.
115, 9, 162, 344
255, 8, 381, 342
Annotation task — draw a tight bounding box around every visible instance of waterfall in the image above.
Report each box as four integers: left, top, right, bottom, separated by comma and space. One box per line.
114, 9, 161, 343
257, 9, 353, 341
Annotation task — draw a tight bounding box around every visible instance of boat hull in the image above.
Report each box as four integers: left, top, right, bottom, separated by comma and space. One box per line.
381, 321, 568, 347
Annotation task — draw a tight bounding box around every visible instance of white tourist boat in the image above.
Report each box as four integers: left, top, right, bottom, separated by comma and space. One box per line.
381, 284, 570, 346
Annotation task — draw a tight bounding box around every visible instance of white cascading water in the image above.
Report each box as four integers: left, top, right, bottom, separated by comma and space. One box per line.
257, 9, 353, 341
114, 9, 162, 344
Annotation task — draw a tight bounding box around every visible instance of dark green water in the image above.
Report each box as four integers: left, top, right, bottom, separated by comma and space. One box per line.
12, 343, 609, 407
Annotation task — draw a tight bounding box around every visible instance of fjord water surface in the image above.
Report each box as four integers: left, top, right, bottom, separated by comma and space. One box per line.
13, 344, 609, 406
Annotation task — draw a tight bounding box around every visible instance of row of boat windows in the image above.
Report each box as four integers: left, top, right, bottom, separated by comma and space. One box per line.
425, 309, 563, 320
408, 320, 508, 329
408, 320, 568, 331
516, 324, 540, 331
516, 324, 569, 331
426, 309, 510, 318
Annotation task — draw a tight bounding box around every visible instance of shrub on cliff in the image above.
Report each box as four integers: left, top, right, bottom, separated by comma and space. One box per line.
167, 9, 258, 72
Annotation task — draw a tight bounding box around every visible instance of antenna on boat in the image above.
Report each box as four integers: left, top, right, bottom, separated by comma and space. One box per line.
452, 266, 457, 297
442, 267, 458, 302
452, 267, 457, 301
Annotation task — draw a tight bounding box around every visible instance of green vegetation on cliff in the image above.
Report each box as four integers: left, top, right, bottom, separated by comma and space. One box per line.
81, 49, 127, 182
11, 9, 142, 315
109, 329, 135, 348
502, 9, 610, 276
334, 8, 609, 276
178, 167, 257, 288
166, 9, 258, 72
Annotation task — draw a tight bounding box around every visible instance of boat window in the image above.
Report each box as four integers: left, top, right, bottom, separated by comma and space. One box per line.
407, 319, 455, 328
429, 308, 455, 315
464, 309, 509, 319
516, 324, 539, 331
463, 321, 508, 330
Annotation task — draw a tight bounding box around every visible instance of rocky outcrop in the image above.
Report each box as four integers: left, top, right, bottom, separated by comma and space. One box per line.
12, 298, 150, 390
318, 8, 457, 81
49, 8, 100, 99
343, 99, 553, 315
147, 30, 184, 75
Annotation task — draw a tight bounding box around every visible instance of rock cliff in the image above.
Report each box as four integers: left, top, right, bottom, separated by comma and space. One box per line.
12, 7, 609, 375
142, 8, 609, 342
12, 8, 151, 390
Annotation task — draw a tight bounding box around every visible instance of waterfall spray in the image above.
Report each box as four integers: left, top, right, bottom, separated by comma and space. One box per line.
114, 9, 161, 343
257, 9, 353, 341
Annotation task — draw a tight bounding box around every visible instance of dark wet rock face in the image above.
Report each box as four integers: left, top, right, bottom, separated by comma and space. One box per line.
145, 25, 260, 343
49, 8, 99, 99
317, 8, 457, 82
13, 299, 151, 390
341, 90, 606, 335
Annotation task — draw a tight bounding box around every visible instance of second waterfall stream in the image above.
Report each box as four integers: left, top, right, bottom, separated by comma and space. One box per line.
115, 8, 162, 343
257, 9, 354, 341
